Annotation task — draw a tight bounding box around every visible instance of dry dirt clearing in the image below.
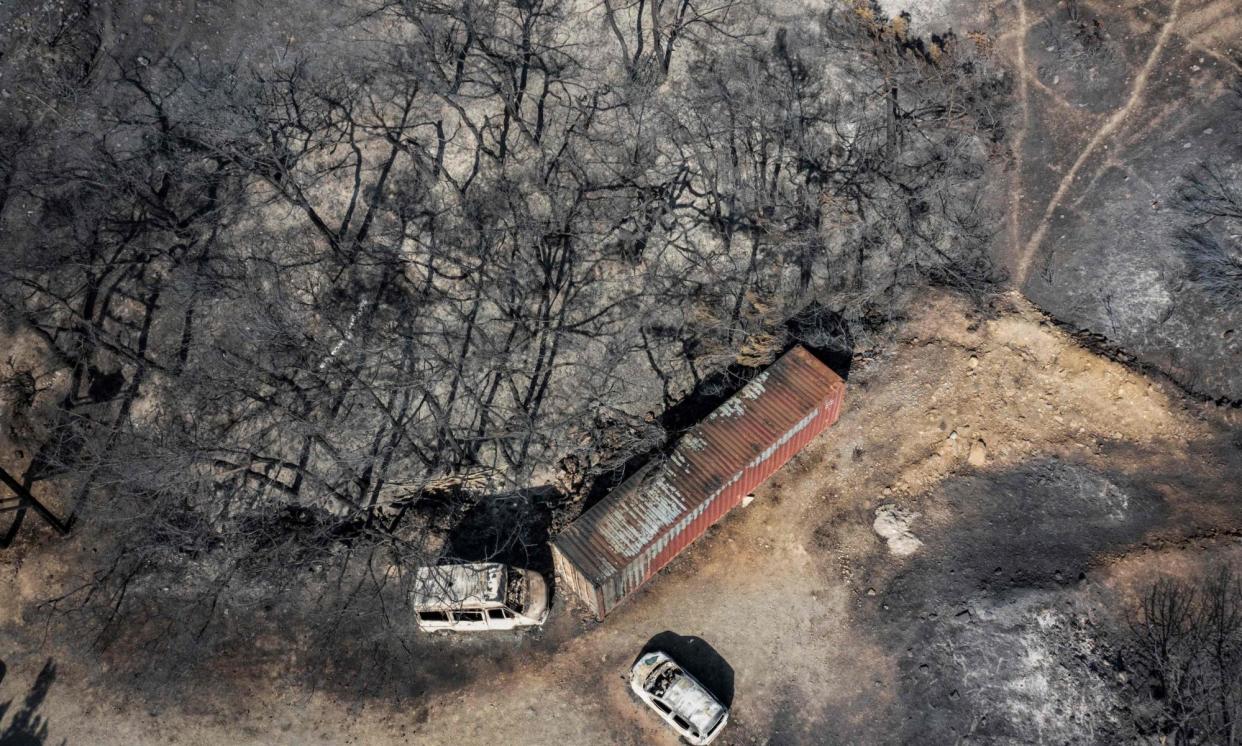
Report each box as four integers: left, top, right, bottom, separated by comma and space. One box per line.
3, 290, 1240, 744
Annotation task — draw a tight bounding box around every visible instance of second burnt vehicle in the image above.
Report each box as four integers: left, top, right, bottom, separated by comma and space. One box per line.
629, 650, 729, 745
411, 562, 549, 632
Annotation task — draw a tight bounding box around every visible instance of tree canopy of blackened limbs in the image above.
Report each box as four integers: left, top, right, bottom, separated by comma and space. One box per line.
1122, 567, 1242, 745
0, 0, 1006, 686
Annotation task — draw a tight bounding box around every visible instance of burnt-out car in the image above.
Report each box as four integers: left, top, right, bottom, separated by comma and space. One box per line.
629, 650, 729, 745
411, 563, 548, 631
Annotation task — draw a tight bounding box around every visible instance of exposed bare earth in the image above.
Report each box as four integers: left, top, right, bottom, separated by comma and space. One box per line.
4, 290, 1240, 744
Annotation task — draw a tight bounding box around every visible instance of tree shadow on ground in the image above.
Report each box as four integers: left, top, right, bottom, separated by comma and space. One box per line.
445, 487, 556, 579
785, 301, 853, 381
0, 658, 62, 746
637, 631, 734, 707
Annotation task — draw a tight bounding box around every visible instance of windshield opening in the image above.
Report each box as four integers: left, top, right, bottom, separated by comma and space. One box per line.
646, 664, 680, 697
505, 567, 527, 613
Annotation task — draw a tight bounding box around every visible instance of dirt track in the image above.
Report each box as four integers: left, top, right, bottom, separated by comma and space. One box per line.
4, 289, 1238, 744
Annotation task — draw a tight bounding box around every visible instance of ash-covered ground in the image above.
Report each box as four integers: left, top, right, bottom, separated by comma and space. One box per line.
998, 0, 1242, 401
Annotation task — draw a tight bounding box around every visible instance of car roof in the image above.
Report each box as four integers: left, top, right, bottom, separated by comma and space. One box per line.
411, 563, 507, 610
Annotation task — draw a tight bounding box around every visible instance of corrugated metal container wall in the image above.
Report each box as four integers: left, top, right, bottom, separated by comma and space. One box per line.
550, 345, 845, 619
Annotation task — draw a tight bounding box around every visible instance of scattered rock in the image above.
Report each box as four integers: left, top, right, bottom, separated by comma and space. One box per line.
968, 439, 988, 467
873, 504, 924, 556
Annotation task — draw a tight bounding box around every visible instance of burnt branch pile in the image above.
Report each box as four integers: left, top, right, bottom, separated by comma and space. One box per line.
0, 0, 1006, 684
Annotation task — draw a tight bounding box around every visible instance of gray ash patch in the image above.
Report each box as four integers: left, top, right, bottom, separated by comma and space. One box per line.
894, 594, 1127, 744
863, 460, 1163, 743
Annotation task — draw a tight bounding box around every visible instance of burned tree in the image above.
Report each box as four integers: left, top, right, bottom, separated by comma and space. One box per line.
1174, 163, 1242, 307
0, 0, 1008, 692
1121, 567, 1242, 745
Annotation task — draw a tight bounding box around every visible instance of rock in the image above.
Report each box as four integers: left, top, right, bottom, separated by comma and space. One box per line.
968, 439, 988, 467
873, 504, 924, 556
740, 494, 755, 508
968, 355, 979, 369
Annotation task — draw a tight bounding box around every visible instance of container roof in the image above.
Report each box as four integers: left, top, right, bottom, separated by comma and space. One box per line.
552, 345, 844, 583
411, 562, 506, 610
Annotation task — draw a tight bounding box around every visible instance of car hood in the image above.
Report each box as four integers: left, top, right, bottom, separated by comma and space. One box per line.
521, 571, 549, 621
661, 675, 726, 735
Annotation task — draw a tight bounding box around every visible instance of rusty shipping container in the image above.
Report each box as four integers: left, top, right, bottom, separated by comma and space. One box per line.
551, 345, 845, 619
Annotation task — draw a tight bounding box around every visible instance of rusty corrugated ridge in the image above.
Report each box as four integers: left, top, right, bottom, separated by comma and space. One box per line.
552, 346, 844, 585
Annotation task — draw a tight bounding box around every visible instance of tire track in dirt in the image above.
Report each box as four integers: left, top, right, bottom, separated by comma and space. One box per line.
1012, 0, 1184, 287
1005, 0, 1031, 277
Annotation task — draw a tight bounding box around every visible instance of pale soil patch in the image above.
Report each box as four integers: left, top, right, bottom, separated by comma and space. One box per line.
872, 504, 923, 556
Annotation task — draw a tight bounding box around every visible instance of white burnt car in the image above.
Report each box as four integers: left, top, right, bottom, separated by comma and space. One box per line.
412, 563, 549, 632
629, 650, 729, 745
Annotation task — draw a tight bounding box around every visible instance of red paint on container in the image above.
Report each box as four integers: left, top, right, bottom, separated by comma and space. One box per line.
551, 345, 846, 619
